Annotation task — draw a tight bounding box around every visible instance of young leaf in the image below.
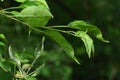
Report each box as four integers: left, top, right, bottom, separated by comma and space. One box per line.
45, 30, 80, 64
15, 71, 24, 79
8, 45, 21, 66
15, 5, 53, 27
34, 37, 45, 58
75, 31, 94, 58
0, 34, 6, 41
68, 20, 109, 43
22, 63, 32, 70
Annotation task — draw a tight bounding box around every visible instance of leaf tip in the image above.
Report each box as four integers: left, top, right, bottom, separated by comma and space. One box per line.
73, 57, 80, 64
103, 40, 110, 43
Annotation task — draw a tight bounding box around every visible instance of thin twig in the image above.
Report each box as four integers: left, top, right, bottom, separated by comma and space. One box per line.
48, 25, 68, 28
26, 37, 45, 74
0, 12, 77, 38
2, 7, 22, 11
40, 26, 76, 36
0, 12, 44, 33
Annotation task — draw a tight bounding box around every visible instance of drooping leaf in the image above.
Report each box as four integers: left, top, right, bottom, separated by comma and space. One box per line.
68, 20, 109, 43
75, 31, 94, 58
45, 30, 80, 64
15, 5, 53, 27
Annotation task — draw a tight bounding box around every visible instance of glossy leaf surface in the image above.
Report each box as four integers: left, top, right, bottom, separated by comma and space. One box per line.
15, 5, 52, 27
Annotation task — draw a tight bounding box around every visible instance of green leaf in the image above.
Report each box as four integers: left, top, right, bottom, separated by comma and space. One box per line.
0, 34, 6, 41
15, 0, 26, 2
19, 0, 41, 8
75, 31, 94, 58
37, 0, 49, 9
26, 76, 37, 80
20, 51, 34, 62
19, 0, 49, 9
15, 5, 52, 27
15, 52, 30, 63
0, 42, 5, 46
0, 61, 11, 72
68, 20, 109, 43
45, 30, 80, 64
11, 11, 19, 15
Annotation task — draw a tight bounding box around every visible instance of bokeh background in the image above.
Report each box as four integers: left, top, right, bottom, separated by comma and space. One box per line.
0, 0, 120, 80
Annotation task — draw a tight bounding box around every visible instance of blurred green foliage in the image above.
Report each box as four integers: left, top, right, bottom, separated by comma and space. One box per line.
0, 0, 120, 80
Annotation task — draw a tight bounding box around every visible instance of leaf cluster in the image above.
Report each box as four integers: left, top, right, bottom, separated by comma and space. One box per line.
0, 0, 109, 80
